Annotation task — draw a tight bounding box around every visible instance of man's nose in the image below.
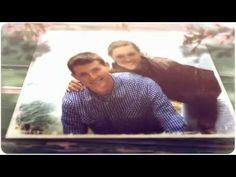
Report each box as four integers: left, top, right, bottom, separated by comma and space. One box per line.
88, 73, 97, 80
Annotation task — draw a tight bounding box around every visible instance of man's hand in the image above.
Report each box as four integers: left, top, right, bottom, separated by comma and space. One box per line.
66, 80, 85, 92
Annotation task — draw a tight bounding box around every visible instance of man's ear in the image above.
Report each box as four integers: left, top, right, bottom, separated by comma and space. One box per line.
71, 73, 78, 79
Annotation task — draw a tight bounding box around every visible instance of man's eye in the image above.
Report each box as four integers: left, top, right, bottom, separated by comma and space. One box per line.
93, 68, 101, 72
79, 73, 87, 77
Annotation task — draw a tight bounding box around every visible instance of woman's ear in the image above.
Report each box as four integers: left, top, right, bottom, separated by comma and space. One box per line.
105, 62, 111, 69
140, 52, 146, 57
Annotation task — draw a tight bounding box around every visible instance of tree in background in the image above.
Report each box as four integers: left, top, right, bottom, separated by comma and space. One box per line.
2, 23, 50, 63
182, 23, 234, 56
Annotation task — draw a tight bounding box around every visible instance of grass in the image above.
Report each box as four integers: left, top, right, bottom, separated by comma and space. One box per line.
1, 94, 19, 137
1, 68, 29, 87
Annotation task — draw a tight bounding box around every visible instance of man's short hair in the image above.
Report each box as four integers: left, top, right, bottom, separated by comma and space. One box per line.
67, 52, 106, 74
108, 40, 141, 56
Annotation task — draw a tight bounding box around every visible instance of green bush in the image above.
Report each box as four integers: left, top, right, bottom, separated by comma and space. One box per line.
16, 101, 62, 134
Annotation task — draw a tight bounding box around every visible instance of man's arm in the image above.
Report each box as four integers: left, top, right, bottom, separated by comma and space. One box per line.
61, 93, 88, 134
146, 79, 188, 132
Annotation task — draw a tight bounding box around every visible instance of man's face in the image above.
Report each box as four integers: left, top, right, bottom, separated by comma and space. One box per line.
111, 45, 142, 70
72, 60, 113, 95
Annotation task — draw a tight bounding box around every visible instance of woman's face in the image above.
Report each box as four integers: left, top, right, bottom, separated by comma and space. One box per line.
111, 45, 142, 70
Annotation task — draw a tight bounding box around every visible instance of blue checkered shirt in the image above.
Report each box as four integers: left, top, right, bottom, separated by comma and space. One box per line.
62, 72, 187, 134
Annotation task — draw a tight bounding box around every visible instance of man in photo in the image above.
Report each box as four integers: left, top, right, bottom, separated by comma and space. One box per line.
62, 52, 188, 134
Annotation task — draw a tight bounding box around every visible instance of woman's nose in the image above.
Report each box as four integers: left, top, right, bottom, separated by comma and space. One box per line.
124, 56, 131, 61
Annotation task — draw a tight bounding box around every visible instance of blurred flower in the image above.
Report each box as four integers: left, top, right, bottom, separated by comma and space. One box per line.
3, 23, 49, 43
182, 24, 234, 55
115, 23, 129, 31
2, 23, 51, 61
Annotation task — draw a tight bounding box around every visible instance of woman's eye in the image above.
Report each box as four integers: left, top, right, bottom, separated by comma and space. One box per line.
116, 55, 124, 59
128, 53, 135, 57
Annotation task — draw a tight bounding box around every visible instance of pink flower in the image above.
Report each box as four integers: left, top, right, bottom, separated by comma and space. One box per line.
31, 35, 38, 41
203, 29, 211, 36
4, 24, 17, 34
185, 24, 193, 31
23, 36, 28, 41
